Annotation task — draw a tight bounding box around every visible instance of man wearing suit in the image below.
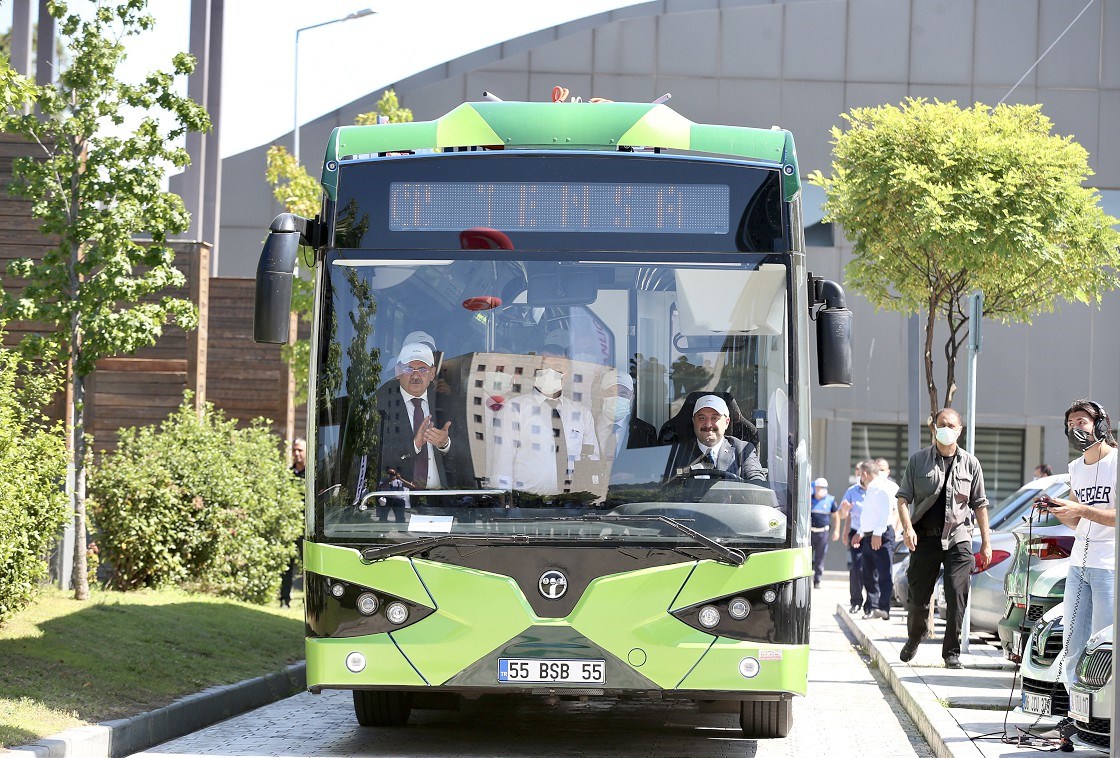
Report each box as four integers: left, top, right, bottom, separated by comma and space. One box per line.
689, 395, 767, 484
351, 342, 458, 507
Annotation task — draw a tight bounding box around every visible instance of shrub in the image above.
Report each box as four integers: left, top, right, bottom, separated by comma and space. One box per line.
0, 347, 67, 624
89, 396, 302, 603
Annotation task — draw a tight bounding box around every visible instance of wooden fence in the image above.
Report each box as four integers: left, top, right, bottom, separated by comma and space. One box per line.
0, 134, 303, 455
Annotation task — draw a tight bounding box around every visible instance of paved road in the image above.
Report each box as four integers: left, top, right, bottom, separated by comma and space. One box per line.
130, 572, 931, 757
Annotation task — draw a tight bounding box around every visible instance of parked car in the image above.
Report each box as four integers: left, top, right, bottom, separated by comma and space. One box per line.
998, 476, 1075, 660
973, 474, 1069, 634
1069, 624, 1113, 751
1019, 602, 1067, 718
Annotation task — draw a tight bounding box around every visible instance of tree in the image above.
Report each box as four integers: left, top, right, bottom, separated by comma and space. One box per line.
0, 0, 209, 600
264, 89, 412, 402
809, 99, 1120, 415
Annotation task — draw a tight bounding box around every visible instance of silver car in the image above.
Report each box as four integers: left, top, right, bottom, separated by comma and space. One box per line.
1069, 624, 1113, 751
1020, 602, 1066, 718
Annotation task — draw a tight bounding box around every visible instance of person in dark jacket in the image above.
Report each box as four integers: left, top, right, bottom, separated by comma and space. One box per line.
279, 438, 306, 608
896, 408, 991, 668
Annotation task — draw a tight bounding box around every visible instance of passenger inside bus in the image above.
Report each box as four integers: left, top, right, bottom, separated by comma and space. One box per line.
489, 331, 602, 499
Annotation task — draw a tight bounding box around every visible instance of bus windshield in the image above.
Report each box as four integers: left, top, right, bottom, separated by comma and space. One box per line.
314, 251, 796, 548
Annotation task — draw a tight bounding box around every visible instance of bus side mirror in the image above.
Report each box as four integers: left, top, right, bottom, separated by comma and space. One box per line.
809, 276, 853, 388
254, 215, 303, 344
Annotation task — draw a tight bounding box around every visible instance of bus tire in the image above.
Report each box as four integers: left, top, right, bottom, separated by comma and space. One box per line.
739, 698, 792, 738
353, 690, 413, 727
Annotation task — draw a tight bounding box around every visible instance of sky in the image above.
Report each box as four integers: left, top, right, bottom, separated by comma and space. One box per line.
3, 0, 639, 158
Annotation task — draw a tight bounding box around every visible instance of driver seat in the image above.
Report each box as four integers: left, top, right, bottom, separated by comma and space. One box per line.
658, 391, 758, 482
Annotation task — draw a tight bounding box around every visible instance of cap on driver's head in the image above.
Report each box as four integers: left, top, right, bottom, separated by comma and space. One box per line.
813, 477, 829, 489
403, 330, 436, 351
397, 342, 434, 367
693, 394, 729, 418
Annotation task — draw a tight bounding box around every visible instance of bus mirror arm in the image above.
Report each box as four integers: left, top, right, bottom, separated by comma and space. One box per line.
807, 274, 853, 388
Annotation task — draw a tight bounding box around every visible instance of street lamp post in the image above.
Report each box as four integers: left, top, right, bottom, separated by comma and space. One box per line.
294, 8, 375, 165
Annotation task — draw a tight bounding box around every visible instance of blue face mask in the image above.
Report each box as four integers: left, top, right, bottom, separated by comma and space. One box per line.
601, 396, 631, 422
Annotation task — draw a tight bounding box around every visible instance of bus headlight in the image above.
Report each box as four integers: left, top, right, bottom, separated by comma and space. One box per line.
356, 592, 379, 616
728, 597, 751, 620
330, 582, 346, 598
762, 589, 778, 604
698, 605, 721, 629
386, 601, 410, 625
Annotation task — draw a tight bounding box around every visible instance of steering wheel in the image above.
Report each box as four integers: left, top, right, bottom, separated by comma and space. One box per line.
660, 467, 743, 493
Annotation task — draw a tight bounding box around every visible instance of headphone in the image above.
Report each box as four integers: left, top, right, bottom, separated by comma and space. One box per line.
1066, 399, 1112, 443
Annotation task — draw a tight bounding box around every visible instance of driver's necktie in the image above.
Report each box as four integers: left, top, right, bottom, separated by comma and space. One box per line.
708, 448, 718, 469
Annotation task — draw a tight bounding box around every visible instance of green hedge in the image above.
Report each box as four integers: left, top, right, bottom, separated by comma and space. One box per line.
0, 348, 67, 624
89, 397, 302, 604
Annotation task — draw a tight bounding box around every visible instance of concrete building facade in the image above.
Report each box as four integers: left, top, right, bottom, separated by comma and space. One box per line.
221, 0, 1120, 499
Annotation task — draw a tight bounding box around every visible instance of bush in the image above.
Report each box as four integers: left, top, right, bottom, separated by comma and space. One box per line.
0, 347, 67, 624
89, 397, 302, 603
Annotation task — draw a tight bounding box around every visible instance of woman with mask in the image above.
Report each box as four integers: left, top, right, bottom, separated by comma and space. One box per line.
1037, 400, 1116, 691
895, 408, 992, 669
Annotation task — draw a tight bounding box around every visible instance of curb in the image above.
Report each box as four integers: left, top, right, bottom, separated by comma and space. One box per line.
836, 603, 981, 758
4, 662, 306, 758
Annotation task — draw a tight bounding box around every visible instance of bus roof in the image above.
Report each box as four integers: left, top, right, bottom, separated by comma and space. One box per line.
322, 101, 801, 202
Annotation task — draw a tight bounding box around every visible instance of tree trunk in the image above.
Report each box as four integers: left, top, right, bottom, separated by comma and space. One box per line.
923, 303, 939, 422
70, 368, 89, 600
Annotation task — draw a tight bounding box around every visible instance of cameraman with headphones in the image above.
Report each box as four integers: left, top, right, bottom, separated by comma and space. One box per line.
1037, 399, 1117, 687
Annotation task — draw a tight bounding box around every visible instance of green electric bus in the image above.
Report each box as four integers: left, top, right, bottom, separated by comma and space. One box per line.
254, 100, 852, 738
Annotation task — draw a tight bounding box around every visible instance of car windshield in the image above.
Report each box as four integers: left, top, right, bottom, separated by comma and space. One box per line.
312, 252, 800, 548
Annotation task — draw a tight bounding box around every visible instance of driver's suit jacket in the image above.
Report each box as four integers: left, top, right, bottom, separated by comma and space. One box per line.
677, 435, 767, 485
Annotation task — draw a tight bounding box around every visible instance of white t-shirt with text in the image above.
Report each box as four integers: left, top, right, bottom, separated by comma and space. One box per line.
1068, 447, 1117, 570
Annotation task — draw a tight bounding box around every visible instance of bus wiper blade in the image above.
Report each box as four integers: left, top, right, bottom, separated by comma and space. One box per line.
360, 534, 527, 562
578, 514, 746, 566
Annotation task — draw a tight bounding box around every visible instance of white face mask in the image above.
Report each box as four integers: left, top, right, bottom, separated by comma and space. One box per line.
534, 368, 564, 396
601, 396, 631, 422
934, 426, 960, 446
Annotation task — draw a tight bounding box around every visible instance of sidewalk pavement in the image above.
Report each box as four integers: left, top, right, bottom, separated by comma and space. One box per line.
817, 572, 1105, 757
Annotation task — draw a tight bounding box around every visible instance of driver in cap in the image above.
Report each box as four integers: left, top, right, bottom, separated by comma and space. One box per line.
691, 394, 766, 484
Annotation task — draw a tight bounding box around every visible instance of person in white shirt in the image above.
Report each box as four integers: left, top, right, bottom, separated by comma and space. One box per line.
492, 335, 600, 498
1038, 399, 1117, 685
853, 459, 900, 619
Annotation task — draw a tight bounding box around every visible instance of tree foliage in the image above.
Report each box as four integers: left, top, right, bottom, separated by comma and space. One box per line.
264, 89, 411, 402
809, 99, 1120, 412
89, 397, 303, 604
0, 0, 210, 600
0, 337, 68, 624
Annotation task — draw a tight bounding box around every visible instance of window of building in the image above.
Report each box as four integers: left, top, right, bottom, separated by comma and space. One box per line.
850, 422, 1025, 502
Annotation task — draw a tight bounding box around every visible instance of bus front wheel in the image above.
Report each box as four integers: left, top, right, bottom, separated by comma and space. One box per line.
353, 690, 413, 727
739, 698, 792, 738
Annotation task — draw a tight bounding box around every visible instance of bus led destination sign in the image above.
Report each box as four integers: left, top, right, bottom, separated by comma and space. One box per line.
389, 182, 729, 234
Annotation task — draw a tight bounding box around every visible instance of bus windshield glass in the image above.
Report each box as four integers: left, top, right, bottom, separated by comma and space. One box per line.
314, 252, 795, 548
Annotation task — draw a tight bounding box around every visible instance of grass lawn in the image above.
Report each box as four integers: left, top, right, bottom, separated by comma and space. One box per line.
0, 587, 305, 748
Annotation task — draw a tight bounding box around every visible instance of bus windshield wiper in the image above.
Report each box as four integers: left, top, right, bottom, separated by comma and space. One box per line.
502, 513, 746, 566
360, 534, 530, 562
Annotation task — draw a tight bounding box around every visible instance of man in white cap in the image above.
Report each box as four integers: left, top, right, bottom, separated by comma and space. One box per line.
492, 331, 600, 497
351, 342, 457, 513
690, 394, 766, 485
810, 475, 839, 589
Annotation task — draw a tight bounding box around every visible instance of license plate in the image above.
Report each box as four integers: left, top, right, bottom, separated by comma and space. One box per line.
498, 658, 605, 684
1069, 690, 1091, 722
1023, 692, 1051, 715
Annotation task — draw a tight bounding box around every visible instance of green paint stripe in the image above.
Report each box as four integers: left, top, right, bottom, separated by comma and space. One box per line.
671, 547, 813, 610
303, 542, 432, 607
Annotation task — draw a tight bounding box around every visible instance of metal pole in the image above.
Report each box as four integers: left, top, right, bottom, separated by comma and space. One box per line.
907, 315, 921, 453
961, 290, 983, 654
293, 9, 376, 167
